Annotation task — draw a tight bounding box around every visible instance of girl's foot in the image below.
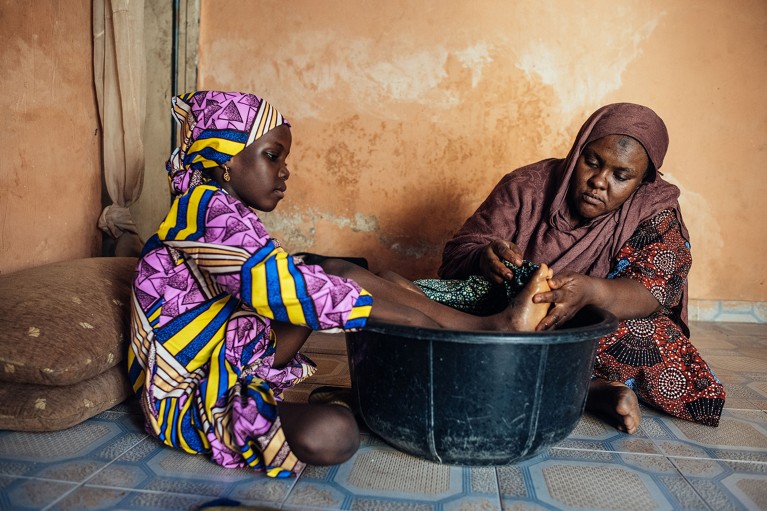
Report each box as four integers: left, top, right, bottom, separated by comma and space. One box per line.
502, 263, 553, 331
585, 378, 641, 434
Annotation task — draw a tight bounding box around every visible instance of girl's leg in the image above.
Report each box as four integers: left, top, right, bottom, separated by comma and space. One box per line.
320, 258, 551, 331
377, 270, 428, 295
272, 307, 359, 465
320, 258, 488, 329
278, 401, 360, 465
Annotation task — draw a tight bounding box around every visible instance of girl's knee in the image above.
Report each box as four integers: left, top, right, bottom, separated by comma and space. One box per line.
288, 406, 360, 465
331, 412, 361, 461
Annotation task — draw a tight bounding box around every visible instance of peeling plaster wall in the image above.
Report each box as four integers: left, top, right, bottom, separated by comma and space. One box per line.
0, 0, 101, 275
197, 0, 767, 302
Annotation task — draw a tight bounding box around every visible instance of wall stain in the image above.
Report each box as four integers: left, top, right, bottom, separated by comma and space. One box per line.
325, 141, 362, 189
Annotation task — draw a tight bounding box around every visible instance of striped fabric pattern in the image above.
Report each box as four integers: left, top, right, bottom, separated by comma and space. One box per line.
129, 185, 372, 477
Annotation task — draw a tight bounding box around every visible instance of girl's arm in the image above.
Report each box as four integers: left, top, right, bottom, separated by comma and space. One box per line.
158, 186, 371, 331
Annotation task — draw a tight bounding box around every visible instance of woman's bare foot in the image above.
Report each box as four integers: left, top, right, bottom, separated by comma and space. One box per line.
498, 263, 553, 331
585, 378, 641, 434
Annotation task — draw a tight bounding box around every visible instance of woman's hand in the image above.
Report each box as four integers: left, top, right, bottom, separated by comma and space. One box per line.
532, 271, 662, 330
479, 239, 525, 284
532, 270, 595, 330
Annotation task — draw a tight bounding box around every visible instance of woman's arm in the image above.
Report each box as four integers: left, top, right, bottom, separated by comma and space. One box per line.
439, 176, 523, 280
532, 209, 690, 330
533, 273, 660, 330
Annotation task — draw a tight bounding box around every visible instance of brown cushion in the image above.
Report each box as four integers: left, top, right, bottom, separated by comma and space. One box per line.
0, 257, 137, 386
0, 364, 132, 431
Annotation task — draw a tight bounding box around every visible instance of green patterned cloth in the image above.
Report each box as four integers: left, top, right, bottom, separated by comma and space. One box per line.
414, 260, 540, 316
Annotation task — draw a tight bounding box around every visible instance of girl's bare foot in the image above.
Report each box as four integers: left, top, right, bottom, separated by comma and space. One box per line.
585, 378, 641, 434
503, 263, 553, 331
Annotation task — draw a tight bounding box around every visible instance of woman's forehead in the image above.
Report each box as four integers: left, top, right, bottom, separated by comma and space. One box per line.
584, 135, 649, 168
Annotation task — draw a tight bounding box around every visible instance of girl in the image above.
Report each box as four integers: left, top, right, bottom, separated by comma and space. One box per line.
128, 90, 550, 478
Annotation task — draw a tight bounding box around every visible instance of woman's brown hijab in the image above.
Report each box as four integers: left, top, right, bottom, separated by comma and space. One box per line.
440, 103, 691, 329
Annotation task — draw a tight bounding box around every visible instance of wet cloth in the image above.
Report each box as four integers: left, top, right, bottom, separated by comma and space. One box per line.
128, 91, 373, 478
414, 260, 541, 316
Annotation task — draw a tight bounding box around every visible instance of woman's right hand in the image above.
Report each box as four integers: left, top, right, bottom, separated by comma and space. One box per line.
479, 239, 524, 284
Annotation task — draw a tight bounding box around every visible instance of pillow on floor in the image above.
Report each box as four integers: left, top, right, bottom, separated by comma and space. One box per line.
0, 364, 132, 431
0, 257, 137, 386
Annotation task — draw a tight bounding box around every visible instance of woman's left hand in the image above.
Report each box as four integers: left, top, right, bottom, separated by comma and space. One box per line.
532, 270, 595, 330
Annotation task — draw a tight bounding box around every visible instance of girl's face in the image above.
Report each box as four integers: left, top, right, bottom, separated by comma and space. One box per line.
567, 134, 649, 224
222, 124, 292, 212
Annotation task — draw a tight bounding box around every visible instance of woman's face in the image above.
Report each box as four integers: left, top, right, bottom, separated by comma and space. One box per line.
223, 124, 292, 212
568, 134, 649, 224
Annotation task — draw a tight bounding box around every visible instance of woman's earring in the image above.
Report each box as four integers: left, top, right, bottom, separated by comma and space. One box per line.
222, 165, 231, 182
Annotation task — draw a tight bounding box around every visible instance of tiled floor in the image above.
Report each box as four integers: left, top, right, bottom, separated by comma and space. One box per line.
1, 321, 766, 510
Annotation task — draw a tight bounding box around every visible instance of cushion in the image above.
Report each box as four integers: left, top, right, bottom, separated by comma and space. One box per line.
0, 364, 132, 431
0, 257, 137, 386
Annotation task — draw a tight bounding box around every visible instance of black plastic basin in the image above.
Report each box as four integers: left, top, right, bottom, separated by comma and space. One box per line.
346, 305, 618, 465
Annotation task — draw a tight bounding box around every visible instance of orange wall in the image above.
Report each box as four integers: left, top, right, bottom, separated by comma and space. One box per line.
195, 1, 765, 302
0, 0, 101, 275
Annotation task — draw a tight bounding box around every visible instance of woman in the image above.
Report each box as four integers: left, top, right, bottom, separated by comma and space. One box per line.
437, 103, 725, 433
128, 91, 554, 478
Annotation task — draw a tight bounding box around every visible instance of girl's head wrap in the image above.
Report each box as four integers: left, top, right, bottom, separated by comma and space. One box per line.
166, 91, 289, 196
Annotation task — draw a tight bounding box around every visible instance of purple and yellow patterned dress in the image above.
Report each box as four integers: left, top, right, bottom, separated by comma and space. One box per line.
128, 184, 372, 477
128, 89, 372, 478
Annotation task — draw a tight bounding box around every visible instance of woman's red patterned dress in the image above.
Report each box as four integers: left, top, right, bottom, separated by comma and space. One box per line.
595, 209, 725, 425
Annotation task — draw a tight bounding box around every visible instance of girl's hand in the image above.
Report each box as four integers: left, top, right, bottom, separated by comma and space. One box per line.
479, 239, 524, 284
532, 270, 595, 330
